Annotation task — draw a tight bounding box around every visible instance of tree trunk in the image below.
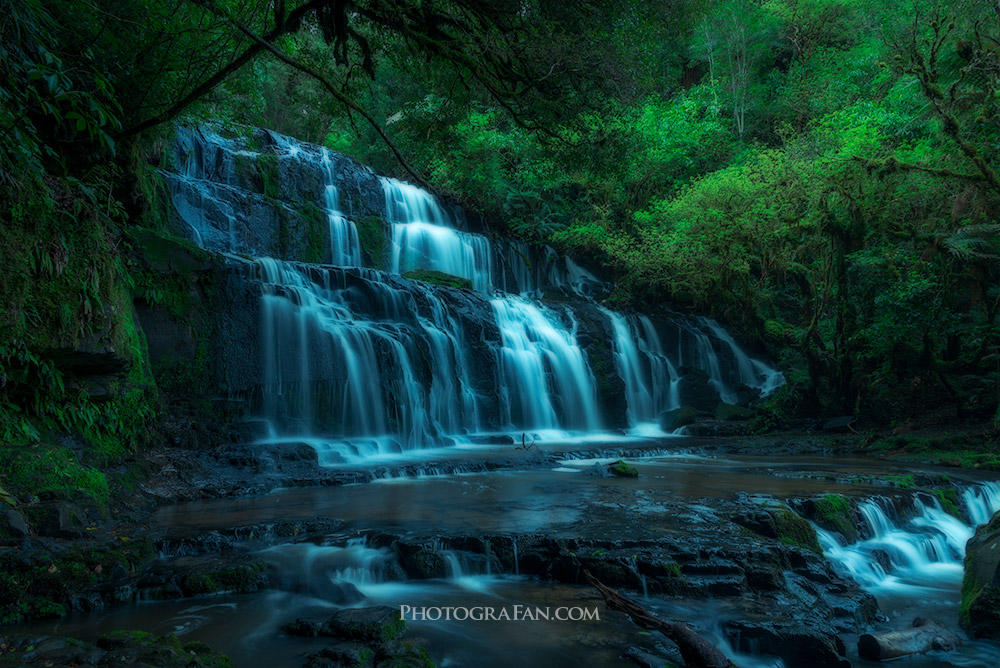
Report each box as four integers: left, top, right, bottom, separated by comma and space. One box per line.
583, 570, 737, 668
857, 617, 963, 661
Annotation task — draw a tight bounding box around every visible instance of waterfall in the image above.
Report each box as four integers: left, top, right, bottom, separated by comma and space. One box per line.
602, 309, 680, 424
321, 149, 362, 266
819, 487, 1000, 593
492, 297, 600, 431
163, 126, 785, 459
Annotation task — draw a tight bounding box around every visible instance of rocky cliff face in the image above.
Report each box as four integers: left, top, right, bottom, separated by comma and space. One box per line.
134, 124, 783, 457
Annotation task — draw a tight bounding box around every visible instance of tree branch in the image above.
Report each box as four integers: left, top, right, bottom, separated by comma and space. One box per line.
211, 3, 429, 188
116, 0, 325, 141
851, 156, 987, 183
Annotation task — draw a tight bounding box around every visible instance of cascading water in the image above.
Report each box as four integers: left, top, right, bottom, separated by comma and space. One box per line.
602, 309, 681, 426
163, 126, 784, 459
492, 297, 600, 432
321, 149, 362, 267
817, 497, 974, 591
816, 485, 1000, 666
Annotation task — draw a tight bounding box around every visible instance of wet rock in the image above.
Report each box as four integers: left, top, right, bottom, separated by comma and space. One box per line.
137, 554, 268, 599
281, 618, 322, 637
684, 420, 746, 438
724, 620, 849, 668
226, 420, 270, 443
0, 631, 230, 667
395, 540, 447, 579
658, 406, 697, 431
675, 367, 721, 412
305, 642, 374, 668
714, 402, 754, 421
962, 510, 1000, 638
622, 646, 675, 668
321, 606, 406, 645
609, 460, 639, 478
733, 505, 821, 554
586, 462, 613, 478
822, 416, 856, 433
33, 501, 88, 539
0, 508, 30, 540
733, 383, 761, 407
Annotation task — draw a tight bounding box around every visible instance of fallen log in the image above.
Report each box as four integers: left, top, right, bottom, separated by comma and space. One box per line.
583, 569, 737, 668
858, 617, 963, 661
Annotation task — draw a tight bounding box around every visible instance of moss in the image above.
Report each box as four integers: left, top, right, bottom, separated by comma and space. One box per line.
379, 644, 436, 668
182, 560, 268, 596
297, 202, 328, 263
184, 641, 233, 668
771, 508, 822, 554
714, 402, 754, 421
662, 561, 682, 577
814, 493, 857, 541
659, 406, 697, 431
357, 215, 388, 268
931, 488, 961, 517
610, 460, 639, 478
886, 474, 916, 489
257, 152, 280, 199
0, 539, 155, 624
0, 445, 110, 509
402, 270, 473, 290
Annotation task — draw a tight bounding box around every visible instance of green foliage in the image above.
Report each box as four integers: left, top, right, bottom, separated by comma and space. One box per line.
0, 445, 109, 509
0, 539, 154, 623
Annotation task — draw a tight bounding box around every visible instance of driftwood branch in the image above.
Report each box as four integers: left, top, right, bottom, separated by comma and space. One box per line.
584, 570, 737, 668
858, 617, 963, 661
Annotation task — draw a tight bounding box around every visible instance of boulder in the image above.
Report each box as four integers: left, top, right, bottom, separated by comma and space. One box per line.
0, 509, 30, 540
962, 511, 1000, 638
658, 406, 697, 432
609, 460, 639, 478
675, 367, 721, 412
724, 620, 849, 668
321, 607, 406, 645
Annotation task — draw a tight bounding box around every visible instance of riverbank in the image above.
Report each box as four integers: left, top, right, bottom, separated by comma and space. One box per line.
4, 432, 1000, 667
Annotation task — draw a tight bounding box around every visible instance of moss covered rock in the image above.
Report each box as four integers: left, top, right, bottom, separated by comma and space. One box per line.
962, 511, 1000, 637
770, 508, 822, 554
812, 494, 857, 542
714, 402, 754, 421
321, 606, 407, 645
402, 270, 473, 290
658, 406, 697, 431
609, 460, 639, 478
